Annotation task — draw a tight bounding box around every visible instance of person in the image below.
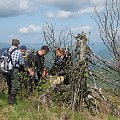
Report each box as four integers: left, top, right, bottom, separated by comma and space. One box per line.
50, 48, 69, 85
19, 45, 27, 71
6, 39, 24, 104
25, 45, 49, 94
19, 45, 28, 91
20, 45, 27, 56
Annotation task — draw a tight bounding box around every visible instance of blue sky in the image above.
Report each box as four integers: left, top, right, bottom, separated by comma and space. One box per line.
0, 0, 108, 44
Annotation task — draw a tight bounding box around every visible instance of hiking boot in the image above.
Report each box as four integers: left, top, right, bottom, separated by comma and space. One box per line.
8, 95, 16, 105
8, 91, 17, 105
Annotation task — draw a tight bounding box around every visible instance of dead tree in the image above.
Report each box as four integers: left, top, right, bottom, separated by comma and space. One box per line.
43, 24, 70, 52
93, 0, 120, 74
71, 33, 88, 111
43, 24, 89, 111
92, 0, 120, 98
42, 24, 120, 116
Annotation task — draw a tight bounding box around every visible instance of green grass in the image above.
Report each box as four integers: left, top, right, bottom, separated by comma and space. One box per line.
0, 94, 38, 120
107, 115, 119, 120
0, 93, 87, 120
0, 92, 119, 120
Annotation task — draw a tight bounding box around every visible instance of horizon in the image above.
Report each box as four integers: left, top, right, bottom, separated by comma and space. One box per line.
0, 41, 107, 52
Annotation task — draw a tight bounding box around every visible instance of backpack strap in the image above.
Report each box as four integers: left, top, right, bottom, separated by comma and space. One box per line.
9, 48, 18, 66
9, 48, 18, 54
31, 51, 37, 67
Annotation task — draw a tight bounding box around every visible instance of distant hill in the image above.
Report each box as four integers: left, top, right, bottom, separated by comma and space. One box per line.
89, 41, 113, 60
0, 41, 106, 52
0, 48, 7, 57
24, 43, 42, 50
97, 49, 112, 60
0, 42, 112, 59
89, 42, 106, 52
0, 42, 10, 49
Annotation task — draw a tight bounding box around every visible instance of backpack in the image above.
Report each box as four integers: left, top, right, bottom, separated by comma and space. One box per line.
0, 48, 18, 74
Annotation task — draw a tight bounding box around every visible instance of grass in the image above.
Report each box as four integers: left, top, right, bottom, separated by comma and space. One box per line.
0, 93, 119, 120
0, 92, 87, 120
0, 85, 119, 120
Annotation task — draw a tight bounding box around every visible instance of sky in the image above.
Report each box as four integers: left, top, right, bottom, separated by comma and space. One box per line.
0, 0, 111, 44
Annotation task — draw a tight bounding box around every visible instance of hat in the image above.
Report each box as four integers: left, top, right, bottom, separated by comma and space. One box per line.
20, 45, 27, 50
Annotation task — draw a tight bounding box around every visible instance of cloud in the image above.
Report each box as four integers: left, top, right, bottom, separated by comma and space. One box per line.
0, 0, 108, 17
79, 7, 94, 14
91, 0, 105, 6
45, 0, 105, 19
46, 10, 73, 19
0, 0, 19, 17
8, 34, 16, 39
57, 11, 73, 18
46, 12, 55, 18
41, 0, 92, 12
45, 7, 94, 19
0, 0, 38, 17
71, 26, 91, 33
19, 24, 42, 34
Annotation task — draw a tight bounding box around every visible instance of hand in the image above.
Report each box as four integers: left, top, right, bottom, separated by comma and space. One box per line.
28, 68, 34, 76
42, 71, 46, 77
42, 69, 48, 77
29, 71, 34, 76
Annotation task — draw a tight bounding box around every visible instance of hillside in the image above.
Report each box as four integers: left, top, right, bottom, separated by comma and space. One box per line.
0, 92, 119, 120
97, 49, 112, 60
0, 48, 7, 57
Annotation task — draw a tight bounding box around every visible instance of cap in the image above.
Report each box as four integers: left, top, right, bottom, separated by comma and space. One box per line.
20, 45, 27, 50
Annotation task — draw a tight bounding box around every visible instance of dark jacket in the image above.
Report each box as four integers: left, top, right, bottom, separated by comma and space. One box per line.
50, 55, 67, 76
25, 51, 44, 78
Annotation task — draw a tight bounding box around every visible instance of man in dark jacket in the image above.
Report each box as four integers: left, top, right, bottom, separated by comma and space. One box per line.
25, 45, 49, 93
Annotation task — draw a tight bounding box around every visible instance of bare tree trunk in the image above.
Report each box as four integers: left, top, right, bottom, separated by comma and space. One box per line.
72, 33, 88, 111
79, 34, 87, 111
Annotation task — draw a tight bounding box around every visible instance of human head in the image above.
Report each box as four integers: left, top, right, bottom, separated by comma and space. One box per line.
38, 45, 49, 56
20, 45, 27, 55
56, 48, 65, 57
12, 39, 20, 48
